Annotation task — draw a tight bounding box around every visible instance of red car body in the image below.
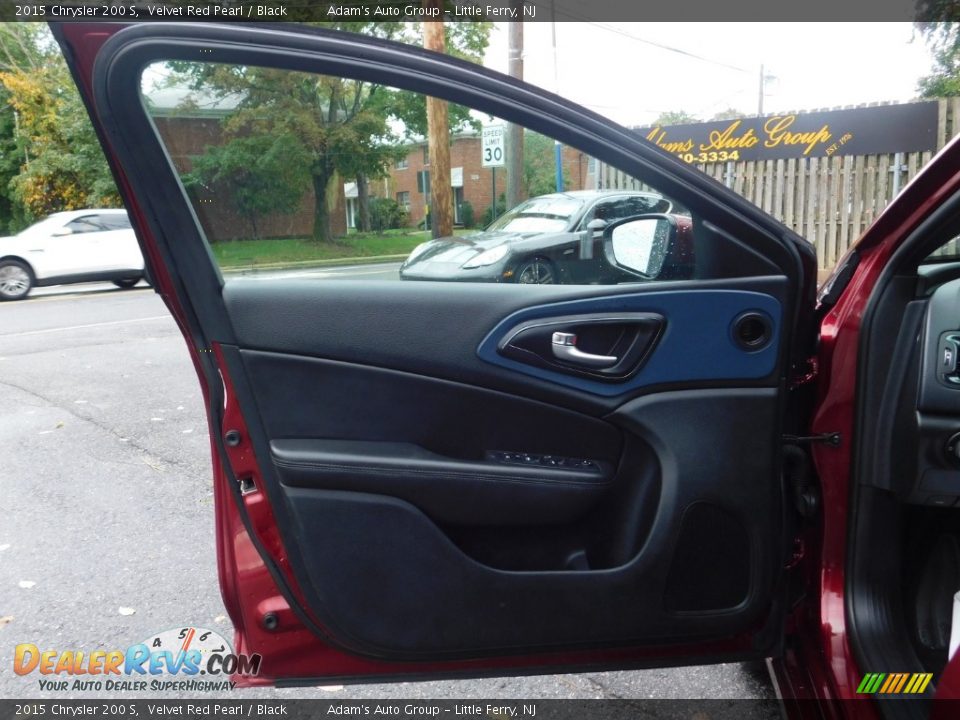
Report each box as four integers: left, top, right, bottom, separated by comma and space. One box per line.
779, 130, 960, 715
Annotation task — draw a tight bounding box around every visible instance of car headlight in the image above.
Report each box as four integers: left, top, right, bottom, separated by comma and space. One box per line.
462, 245, 508, 269
404, 241, 432, 265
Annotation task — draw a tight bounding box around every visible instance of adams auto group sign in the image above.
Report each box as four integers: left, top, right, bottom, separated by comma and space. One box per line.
638, 102, 939, 164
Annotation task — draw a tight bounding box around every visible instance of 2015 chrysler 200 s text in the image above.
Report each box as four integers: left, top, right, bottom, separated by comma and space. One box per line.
52, 21, 960, 719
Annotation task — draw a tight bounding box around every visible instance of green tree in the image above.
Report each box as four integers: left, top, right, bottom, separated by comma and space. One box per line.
368, 196, 409, 233
346, 87, 423, 232
185, 66, 400, 243
710, 108, 744, 121
652, 110, 700, 126
0, 26, 119, 227
328, 21, 489, 232
916, 21, 960, 97
0, 26, 50, 231
522, 130, 566, 198
183, 134, 310, 240
167, 21, 489, 242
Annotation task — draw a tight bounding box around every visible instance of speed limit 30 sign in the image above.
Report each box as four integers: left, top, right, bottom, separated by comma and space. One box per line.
482, 125, 505, 168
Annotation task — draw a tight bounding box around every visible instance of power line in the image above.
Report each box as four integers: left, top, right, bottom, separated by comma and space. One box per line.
585, 22, 752, 74
521, 3, 752, 74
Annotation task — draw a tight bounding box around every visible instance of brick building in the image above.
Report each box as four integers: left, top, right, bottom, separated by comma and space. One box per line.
361, 130, 599, 230
154, 108, 594, 238
151, 113, 348, 242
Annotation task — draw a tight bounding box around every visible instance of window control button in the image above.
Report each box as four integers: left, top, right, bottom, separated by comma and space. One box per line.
488, 451, 602, 472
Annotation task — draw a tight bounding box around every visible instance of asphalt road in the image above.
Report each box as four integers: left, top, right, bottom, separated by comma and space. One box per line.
0, 265, 776, 708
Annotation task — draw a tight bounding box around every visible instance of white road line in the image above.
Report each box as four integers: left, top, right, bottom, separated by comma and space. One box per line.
0, 315, 171, 338
244, 266, 399, 281
322, 268, 397, 275
0, 287, 151, 305
321, 263, 400, 272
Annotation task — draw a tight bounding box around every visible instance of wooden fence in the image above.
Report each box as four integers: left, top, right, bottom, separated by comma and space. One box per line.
597, 99, 960, 270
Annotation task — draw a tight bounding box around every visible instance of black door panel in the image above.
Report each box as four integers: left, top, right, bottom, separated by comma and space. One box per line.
273, 386, 778, 659
218, 281, 785, 659
234, 350, 623, 455
270, 439, 614, 527
224, 276, 790, 413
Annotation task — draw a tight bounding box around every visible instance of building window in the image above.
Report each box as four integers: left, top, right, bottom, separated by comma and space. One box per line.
346, 199, 357, 229
396, 191, 411, 210
422, 146, 429, 165
453, 187, 464, 225
395, 156, 409, 170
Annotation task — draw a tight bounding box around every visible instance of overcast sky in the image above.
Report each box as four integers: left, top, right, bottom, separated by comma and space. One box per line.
483, 23, 937, 126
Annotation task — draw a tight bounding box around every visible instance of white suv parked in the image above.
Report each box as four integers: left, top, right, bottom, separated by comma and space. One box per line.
0, 209, 145, 300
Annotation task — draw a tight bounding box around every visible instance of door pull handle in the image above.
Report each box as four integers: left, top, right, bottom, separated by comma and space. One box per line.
551, 332, 618, 368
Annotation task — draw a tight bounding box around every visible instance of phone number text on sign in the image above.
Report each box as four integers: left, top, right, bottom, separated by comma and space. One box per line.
675, 150, 742, 164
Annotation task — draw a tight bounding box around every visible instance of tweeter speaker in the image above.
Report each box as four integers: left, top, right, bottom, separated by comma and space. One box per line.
732, 311, 773, 351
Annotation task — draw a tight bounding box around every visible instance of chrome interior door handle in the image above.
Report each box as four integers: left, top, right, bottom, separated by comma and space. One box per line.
551, 332, 619, 368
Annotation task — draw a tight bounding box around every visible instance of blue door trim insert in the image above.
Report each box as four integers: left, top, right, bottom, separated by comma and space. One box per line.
477, 290, 782, 396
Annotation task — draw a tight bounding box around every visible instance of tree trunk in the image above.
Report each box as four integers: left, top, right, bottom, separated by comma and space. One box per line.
311, 169, 334, 243
505, 18, 525, 209
423, 15, 454, 239
356, 173, 371, 232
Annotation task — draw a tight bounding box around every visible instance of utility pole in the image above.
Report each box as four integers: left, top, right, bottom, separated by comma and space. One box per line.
13, 109, 27, 164
505, 18, 524, 209
423, 9, 453, 238
758, 64, 765, 116
757, 65, 777, 116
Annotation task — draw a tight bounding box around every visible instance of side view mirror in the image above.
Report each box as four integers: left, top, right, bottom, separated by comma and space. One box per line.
586, 218, 608, 238
606, 214, 692, 280
51, 228, 73, 237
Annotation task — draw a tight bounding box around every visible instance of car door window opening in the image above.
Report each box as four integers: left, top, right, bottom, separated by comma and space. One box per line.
140, 61, 708, 287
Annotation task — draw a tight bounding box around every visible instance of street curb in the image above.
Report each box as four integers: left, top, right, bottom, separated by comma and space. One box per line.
221, 254, 407, 274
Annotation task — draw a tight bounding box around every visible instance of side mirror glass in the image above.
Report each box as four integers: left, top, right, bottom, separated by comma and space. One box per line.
586, 218, 607, 237
609, 216, 674, 277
